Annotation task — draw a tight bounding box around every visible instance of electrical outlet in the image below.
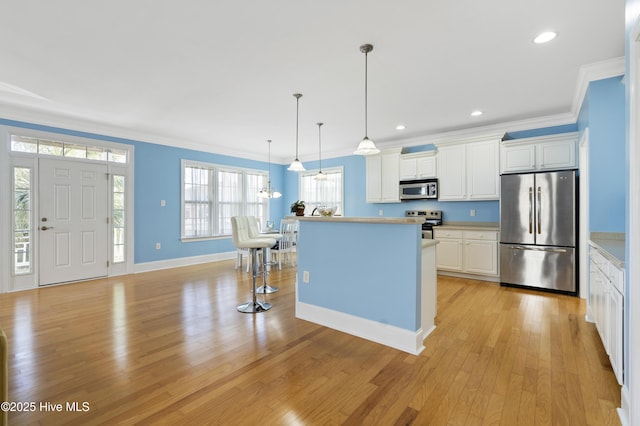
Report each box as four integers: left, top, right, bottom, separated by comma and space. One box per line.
155, 243, 161, 250
379, 209, 384, 216
303, 271, 310, 283
160, 200, 166, 207
470, 209, 476, 217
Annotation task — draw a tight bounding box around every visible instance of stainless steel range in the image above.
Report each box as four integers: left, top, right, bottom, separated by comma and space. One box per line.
405, 210, 442, 239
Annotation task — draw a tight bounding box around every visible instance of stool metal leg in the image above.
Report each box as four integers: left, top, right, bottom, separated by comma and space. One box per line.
237, 248, 271, 313
256, 247, 279, 294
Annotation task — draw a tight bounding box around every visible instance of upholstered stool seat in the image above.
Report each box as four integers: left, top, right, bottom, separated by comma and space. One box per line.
231, 216, 276, 313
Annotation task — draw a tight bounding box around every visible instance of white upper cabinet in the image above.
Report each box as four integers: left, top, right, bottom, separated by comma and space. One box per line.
500, 132, 578, 174
400, 151, 437, 180
366, 148, 402, 203
436, 134, 502, 201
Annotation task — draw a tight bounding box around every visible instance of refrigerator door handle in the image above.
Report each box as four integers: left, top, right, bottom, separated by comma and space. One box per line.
510, 245, 568, 254
537, 186, 542, 234
528, 187, 533, 234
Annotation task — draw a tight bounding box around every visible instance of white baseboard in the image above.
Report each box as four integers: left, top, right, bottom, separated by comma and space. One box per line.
134, 251, 236, 273
296, 301, 435, 355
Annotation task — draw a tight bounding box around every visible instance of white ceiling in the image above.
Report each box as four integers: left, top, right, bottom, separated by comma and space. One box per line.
0, 1, 625, 163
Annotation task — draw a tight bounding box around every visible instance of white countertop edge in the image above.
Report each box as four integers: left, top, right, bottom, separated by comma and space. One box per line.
589, 235, 626, 268
295, 216, 425, 224
437, 223, 499, 231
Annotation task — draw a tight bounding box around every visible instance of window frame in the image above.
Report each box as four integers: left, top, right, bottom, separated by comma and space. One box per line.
298, 166, 344, 216
181, 159, 269, 240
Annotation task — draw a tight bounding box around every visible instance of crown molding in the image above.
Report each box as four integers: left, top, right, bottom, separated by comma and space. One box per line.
571, 56, 625, 117
0, 102, 276, 163
0, 57, 626, 164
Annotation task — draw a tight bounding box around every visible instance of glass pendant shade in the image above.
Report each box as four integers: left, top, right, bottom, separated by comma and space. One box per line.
287, 159, 305, 172
314, 171, 327, 181
354, 44, 380, 156
288, 93, 306, 171
354, 136, 380, 155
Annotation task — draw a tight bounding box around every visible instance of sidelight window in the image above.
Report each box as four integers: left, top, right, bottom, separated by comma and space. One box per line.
12, 166, 33, 275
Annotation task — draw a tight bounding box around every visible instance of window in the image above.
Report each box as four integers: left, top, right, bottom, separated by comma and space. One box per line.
112, 175, 126, 263
299, 167, 344, 215
13, 166, 33, 275
10, 134, 127, 164
182, 160, 268, 239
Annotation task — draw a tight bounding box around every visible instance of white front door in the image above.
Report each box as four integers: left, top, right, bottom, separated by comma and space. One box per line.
38, 158, 109, 285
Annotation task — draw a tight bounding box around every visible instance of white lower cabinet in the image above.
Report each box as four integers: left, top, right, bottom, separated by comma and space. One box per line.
589, 245, 624, 385
434, 228, 498, 279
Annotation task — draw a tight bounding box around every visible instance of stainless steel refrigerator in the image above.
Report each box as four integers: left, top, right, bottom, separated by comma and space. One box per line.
500, 170, 577, 293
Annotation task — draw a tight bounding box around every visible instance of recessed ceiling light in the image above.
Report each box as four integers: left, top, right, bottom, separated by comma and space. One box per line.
470, 110, 483, 117
396, 124, 406, 130
534, 31, 557, 44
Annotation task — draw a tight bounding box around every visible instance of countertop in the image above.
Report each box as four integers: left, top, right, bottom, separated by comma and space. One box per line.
296, 216, 425, 224
437, 222, 499, 232
589, 232, 626, 268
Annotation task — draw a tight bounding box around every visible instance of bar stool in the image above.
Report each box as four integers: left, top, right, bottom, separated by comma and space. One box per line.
231, 216, 276, 313
246, 216, 282, 294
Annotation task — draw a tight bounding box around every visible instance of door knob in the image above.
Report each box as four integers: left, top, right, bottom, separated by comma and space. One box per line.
40, 226, 54, 231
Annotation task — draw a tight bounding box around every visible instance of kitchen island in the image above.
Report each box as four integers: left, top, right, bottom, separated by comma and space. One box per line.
295, 216, 438, 355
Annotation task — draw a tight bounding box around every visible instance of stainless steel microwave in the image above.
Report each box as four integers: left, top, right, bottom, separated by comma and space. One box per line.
399, 179, 438, 200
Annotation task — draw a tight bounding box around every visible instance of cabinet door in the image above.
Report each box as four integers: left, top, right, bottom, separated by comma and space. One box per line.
501, 144, 536, 173
435, 238, 463, 271
537, 139, 576, 170
464, 239, 498, 275
417, 156, 437, 178
365, 155, 382, 202
467, 140, 500, 200
437, 145, 466, 200
607, 285, 624, 384
380, 152, 400, 202
399, 157, 417, 180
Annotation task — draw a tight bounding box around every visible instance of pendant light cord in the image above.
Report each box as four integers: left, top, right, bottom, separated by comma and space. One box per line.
364, 50, 368, 138
317, 122, 323, 172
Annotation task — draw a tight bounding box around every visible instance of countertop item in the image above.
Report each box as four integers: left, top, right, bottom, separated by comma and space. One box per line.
589, 232, 626, 268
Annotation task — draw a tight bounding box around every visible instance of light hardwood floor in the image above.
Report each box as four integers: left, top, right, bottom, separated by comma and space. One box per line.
0, 260, 621, 425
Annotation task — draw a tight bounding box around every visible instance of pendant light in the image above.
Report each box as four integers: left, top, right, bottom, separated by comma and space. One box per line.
258, 139, 282, 199
315, 122, 327, 181
354, 43, 380, 155
288, 93, 306, 171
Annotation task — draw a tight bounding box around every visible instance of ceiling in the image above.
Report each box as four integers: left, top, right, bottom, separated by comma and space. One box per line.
0, 1, 625, 163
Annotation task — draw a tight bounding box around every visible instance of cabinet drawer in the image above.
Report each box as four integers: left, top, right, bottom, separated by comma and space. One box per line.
463, 230, 498, 241
434, 229, 462, 239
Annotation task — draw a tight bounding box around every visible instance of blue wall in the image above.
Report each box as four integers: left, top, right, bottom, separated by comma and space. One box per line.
0, 118, 287, 264
2, 77, 625, 265
577, 76, 626, 232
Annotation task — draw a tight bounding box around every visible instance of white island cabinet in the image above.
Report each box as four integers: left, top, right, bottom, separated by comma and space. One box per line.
435, 134, 502, 201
